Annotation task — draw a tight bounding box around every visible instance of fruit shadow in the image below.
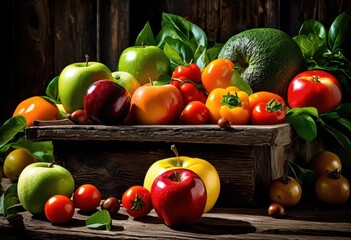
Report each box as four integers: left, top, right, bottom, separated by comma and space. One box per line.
137, 215, 256, 235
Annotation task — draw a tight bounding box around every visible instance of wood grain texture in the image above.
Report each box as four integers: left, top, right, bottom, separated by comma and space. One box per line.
0, 178, 350, 239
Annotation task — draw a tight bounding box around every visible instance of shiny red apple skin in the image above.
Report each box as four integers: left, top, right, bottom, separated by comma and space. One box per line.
83, 79, 131, 125
150, 168, 207, 228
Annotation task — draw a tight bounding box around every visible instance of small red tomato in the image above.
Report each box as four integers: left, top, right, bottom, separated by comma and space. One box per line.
251, 98, 286, 125
45, 195, 75, 224
122, 185, 152, 218
180, 82, 207, 105
73, 184, 101, 212
172, 63, 202, 83
268, 203, 285, 218
179, 101, 210, 125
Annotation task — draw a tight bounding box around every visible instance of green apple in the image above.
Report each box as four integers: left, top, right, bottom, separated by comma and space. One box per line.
112, 71, 141, 97
17, 162, 75, 216
117, 45, 171, 85
58, 60, 114, 113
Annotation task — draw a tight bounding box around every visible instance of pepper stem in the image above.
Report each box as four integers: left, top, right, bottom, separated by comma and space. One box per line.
221, 92, 241, 109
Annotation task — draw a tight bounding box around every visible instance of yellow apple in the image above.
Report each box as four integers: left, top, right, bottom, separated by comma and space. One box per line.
144, 145, 220, 213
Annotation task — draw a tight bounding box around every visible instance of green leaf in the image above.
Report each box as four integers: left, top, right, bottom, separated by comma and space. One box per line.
287, 161, 316, 186
206, 43, 223, 62
328, 12, 351, 53
161, 12, 207, 50
86, 210, 112, 231
230, 70, 253, 95
196, 48, 209, 71
286, 108, 318, 143
334, 103, 351, 119
0, 116, 26, 149
162, 37, 194, 67
10, 138, 54, 163
320, 123, 351, 170
135, 21, 156, 46
45, 76, 60, 103
2, 183, 25, 219
153, 74, 171, 86
299, 19, 327, 40
293, 33, 327, 59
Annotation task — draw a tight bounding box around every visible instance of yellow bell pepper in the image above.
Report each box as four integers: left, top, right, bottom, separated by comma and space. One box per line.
205, 86, 251, 124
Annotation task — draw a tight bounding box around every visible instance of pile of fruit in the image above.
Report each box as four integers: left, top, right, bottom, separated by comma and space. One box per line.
1, 12, 351, 229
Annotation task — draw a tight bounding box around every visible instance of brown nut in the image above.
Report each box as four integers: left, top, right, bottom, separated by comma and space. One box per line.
218, 118, 231, 130
268, 203, 285, 218
101, 197, 120, 215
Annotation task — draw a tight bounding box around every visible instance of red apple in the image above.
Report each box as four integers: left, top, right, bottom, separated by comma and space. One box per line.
83, 79, 131, 125
150, 168, 207, 228
128, 83, 184, 125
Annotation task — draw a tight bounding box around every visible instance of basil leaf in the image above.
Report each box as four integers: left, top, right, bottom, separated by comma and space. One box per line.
328, 12, 351, 54
320, 124, 351, 170
156, 25, 194, 52
287, 161, 316, 186
299, 19, 327, 41
336, 117, 351, 133
334, 103, 351, 119
206, 43, 224, 62
196, 48, 209, 71
2, 183, 25, 219
86, 210, 112, 231
286, 108, 318, 143
162, 37, 194, 65
0, 116, 26, 149
161, 12, 207, 49
135, 21, 156, 46
45, 76, 60, 103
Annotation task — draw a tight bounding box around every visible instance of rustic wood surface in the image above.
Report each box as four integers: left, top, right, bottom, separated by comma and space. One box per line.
23, 123, 320, 207
1, 178, 350, 239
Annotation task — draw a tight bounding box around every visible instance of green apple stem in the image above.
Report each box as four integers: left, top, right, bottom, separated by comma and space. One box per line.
171, 144, 181, 167
49, 161, 56, 168
147, 74, 153, 86
85, 54, 89, 67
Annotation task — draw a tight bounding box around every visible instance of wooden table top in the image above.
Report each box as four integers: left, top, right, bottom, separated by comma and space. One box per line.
1, 178, 351, 239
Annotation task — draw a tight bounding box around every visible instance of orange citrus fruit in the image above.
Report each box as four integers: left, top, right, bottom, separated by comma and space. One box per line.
13, 96, 60, 126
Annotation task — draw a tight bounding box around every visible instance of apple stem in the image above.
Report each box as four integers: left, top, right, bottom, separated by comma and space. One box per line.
49, 161, 56, 168
85, 54, 89, 67
171, 144, 181, 167
147, 74, 153, 86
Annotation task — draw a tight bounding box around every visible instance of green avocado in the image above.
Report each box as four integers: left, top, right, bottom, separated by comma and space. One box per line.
218, 28, 304, 98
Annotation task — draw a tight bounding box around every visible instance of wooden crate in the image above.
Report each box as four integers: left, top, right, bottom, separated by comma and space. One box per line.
25, 123, 318, 207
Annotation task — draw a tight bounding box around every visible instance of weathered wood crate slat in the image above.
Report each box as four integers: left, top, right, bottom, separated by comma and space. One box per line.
25, 123, 318, 207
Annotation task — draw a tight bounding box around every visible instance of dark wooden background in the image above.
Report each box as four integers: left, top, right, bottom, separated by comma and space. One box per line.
1, 0, 350, 125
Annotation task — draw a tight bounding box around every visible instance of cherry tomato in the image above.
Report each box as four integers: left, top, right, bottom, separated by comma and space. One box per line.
315, 170, 350, 205
251, 98, 286, 125
180, 82, 207, 105
122, 185, 152, 218
201, 58, 234, 93
249, 91, 285, 109
45, 195, 75, 224
172, 63, 202, 83
269, 176, 302, 207
73, 184, 101, 212
309, 151, 342, 176
13, 96, 60, 126
288, 70, 342, 114
178, 101, 211, 124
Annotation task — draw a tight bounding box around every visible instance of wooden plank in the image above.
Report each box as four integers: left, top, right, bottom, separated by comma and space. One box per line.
1, 179, 351, 240
99, 0, 130, 70
25, 123, 293, 146
53, 0, 97, 73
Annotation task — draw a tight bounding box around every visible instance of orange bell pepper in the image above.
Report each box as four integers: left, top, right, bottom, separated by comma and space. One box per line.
205, 86, 251, 124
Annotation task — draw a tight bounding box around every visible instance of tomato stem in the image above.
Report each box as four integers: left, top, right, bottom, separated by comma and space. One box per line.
311, 75, 320, 82
171, 144, 181, 167
85, 54, 89, 67
266, 98, 284, 112
327, 169, 341, 179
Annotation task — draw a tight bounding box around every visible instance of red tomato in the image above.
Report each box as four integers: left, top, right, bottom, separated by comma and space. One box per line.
180, 82, 207, 105
122, 185, 152, 218
45, 195, 75, 224
251, 98, 286, 125
73, 184, 101, 212
201, 58, 234, 93
288, 70, 342, 114
179, 101, 210, 124
249, 91, 285, 109
172, 63, 202, 83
